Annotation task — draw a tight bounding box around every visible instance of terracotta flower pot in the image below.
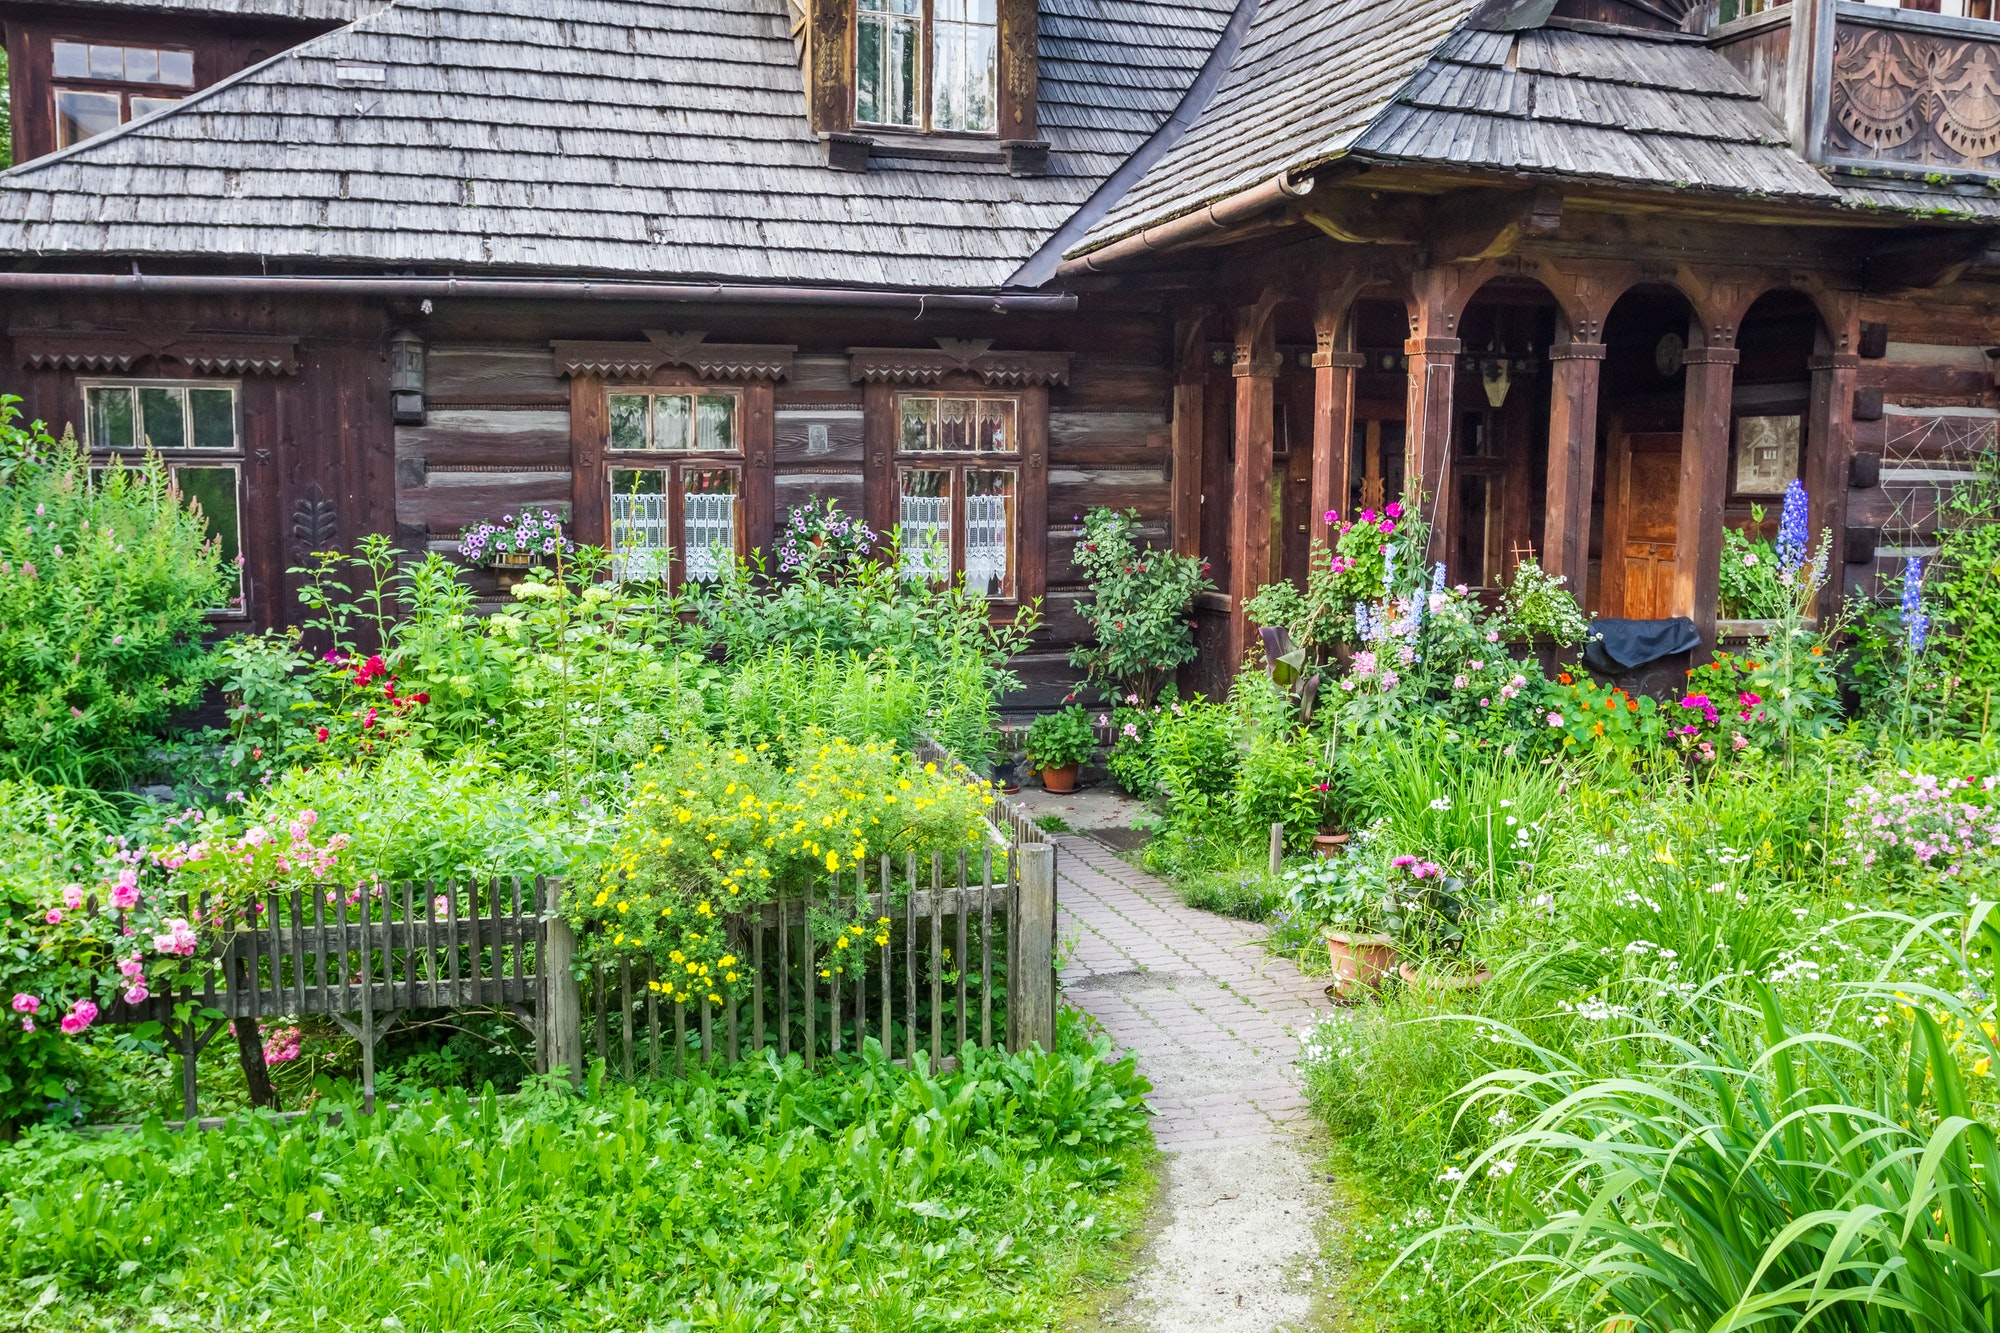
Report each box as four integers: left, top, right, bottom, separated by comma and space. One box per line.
1324, 931, 1397, 999
1312, 832, 1350, 859
1040, 763, 1080, 793
1398, 960, 1493, 994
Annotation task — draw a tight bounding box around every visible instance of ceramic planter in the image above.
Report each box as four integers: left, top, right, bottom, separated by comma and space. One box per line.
1324, 930, 1397, 999
1312, 832, 1350, 859
1040, 763, 1080, 794
1397, 960, 1492, 993
486, 551, 535, 569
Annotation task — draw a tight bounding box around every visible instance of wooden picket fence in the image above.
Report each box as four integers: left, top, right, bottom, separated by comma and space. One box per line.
96, 846, 1057, 1119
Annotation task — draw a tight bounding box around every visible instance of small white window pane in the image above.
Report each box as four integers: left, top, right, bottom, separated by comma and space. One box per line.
55, 89, 122, 148
979, 399, 1014, 452
653, 394, 693, 452
52, 42, 89, 78
131, 95, 181, 118
682, 469, 739, 582
88, 44, 125, 79
173, 465, 243, 608
158, 50, 194, 86
932, 7, 997, 133
139, 387, 186, 449
124, 47, 160, 83
189, 388, 235, 449
855, 8, 920, 127
899, 469, 952, 582
938, 398, 974, 452
88, 386, 136, 450
695, 394, 737, 453
609, 394, 649, 450
899, 397, 937, 451
609, 469, 670, 580
965, 470, 1015, 599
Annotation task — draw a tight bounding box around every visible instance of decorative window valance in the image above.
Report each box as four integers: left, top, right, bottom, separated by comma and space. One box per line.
12, 326, 300, 376
549, 330, 795, 383
847, 340, 1070, 387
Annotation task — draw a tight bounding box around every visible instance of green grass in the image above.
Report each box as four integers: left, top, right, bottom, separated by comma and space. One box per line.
0, 1019, 1151, 1332
1034, 814, 1074, 834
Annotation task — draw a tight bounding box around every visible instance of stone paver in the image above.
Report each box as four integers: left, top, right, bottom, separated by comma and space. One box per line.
1054, 833, 1340, 1331
1055, 832, 1334, 1150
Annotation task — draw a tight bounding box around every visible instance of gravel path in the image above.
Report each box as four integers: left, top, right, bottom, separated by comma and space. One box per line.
1054, 833, 1339, 1332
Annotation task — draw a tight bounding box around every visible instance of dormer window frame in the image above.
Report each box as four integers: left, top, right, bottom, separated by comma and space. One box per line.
805, 0, 1039, 150
853, 0, 1000, 137
48, 38, 197, 148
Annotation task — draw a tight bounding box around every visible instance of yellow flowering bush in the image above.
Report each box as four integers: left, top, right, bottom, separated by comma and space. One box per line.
571, 731, 994, 1003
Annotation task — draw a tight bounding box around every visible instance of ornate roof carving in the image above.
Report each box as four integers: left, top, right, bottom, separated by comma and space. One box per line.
550, 331, 795, 382
11, 326, 300, 375
847, 341, 1071, 386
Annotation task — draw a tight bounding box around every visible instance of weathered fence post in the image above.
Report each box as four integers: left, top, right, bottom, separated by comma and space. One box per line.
544, 906, 584, 1087
1269, 823, 1284, 876
1009, 843, 1057, 1054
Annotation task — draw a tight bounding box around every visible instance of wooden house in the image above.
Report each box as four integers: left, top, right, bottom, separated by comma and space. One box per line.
3, 0, 1997, 704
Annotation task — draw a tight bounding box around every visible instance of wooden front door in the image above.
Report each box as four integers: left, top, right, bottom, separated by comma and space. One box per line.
1603, 429, 1682, 619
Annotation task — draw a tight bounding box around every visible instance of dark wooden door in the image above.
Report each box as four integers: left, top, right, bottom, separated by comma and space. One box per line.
1603, 429, 1682, 619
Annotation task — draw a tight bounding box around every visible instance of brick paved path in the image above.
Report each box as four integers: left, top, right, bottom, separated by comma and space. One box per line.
1055, 833, 1336, 1148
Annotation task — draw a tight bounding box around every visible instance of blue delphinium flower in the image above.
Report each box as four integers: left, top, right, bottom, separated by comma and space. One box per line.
1775, 478, 1810, 573
1902, 556, 1928, 654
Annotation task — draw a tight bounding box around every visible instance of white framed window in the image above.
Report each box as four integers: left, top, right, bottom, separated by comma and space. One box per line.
855, 0, 997, 134
605, 388, 744, 584
893, 391, 1017, 598
81, 379, 244, 614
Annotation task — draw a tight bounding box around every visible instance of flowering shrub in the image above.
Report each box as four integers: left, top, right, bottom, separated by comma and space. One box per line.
456, 509, 572, 563
1840, 770, 2000, 886
1498, 560, 1589, 646
574, 734, 992, 997
0, 399, 232, 785
1068, 507, 1212, 705
1547, 673, 1667, 765
772, 498, 876, 576
1281, 823, 1456, 944
1718, 507, 1786, 620
1244, 503, 1423, 657
1102, 694, 1176, 799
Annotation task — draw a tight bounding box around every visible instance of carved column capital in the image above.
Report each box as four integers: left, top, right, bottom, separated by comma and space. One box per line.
1548, 342, 1608, 362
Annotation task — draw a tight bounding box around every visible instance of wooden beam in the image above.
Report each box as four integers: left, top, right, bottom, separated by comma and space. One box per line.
1428, 185, 1564, 264
1171, 313, 1209, 557
1311, 342, 1363, 548
1807, 349, 1859, 618
1404, 271, 1463, 568
1863, 230, 1989, 294
568, 375, 608, 549
1542, 341, 1606, 593
1229, 297, 1282, 673
1300, 193, 1425, 247
1676, 345, 1738, 658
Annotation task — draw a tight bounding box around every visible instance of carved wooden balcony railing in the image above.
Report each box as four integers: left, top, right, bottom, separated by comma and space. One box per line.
1827, 3, 2000, 172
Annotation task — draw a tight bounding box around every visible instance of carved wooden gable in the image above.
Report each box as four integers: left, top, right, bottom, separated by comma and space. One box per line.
847, 339, 1069, 387
549, 330, 796, 382
12, 326, 300, 375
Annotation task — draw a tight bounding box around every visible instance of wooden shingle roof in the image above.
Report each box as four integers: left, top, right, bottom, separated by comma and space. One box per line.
0, 0, 1236, 289
29, 0, 373, 19
1075, 0, 1866, 259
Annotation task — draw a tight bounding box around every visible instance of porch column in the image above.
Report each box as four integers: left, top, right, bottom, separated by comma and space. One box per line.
1403, 333, 1461, 568
1229, 303, 1281, 671
1807, 350, 1859, 619
1676, 343, 1739, 655
1311, 328, 1364, 546
1542, 340, 1606, 592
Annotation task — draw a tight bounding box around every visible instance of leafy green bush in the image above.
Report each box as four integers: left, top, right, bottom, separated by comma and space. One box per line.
0, 1022, 1151, 1331
1023, 705, 1095, 772
1718, 509, 1787, 619
1068, 507, 1211, 705
1496, 561, 1588, 646
0, 400, 231, 785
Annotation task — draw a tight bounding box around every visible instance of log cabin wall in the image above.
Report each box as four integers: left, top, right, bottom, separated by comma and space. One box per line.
0, 292, 1169, 708
1845, 289, 2000, 602
2, 292, 392, 635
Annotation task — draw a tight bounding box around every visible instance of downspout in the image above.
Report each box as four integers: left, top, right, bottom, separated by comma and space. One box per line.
1053, 170, 1316, 278
0, 271, 1079, 312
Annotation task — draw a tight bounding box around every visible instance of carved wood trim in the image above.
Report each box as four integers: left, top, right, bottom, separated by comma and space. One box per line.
1831, 24, 2000, 169
846, 342, 1070, 386
549, 331, 795, 383
996, 0, 1039, 141
13, 327, 300, 376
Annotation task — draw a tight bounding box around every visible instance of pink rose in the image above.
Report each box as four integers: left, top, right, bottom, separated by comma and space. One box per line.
60, 999, 98, 1035
61, 885, 83, 910
111, 882, 139, 910
44, 909, 61, 925
11, 994, 39, 1015
123, 984, 149, 1005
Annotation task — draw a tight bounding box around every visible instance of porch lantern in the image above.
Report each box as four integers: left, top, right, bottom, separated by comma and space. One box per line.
390, 329, 426, 425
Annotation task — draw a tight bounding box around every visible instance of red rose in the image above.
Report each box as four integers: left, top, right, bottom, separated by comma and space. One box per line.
315, 727, 329, 743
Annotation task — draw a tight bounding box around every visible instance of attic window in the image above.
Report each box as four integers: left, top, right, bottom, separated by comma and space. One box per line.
334, 62, 387, 82
50, 42, 193, 147
855, 0, 997, 134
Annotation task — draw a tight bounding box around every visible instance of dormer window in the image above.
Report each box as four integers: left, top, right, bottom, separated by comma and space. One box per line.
51, 41, 194, 148
855, 0, 997, 134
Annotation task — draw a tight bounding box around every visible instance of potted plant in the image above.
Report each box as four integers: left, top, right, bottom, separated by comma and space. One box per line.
458, 509, 573, 571
1380, 861, 1489, 993
990, 723, 1022, 793
1023, 706, 1095, 793
1281, 853, 1396, 999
